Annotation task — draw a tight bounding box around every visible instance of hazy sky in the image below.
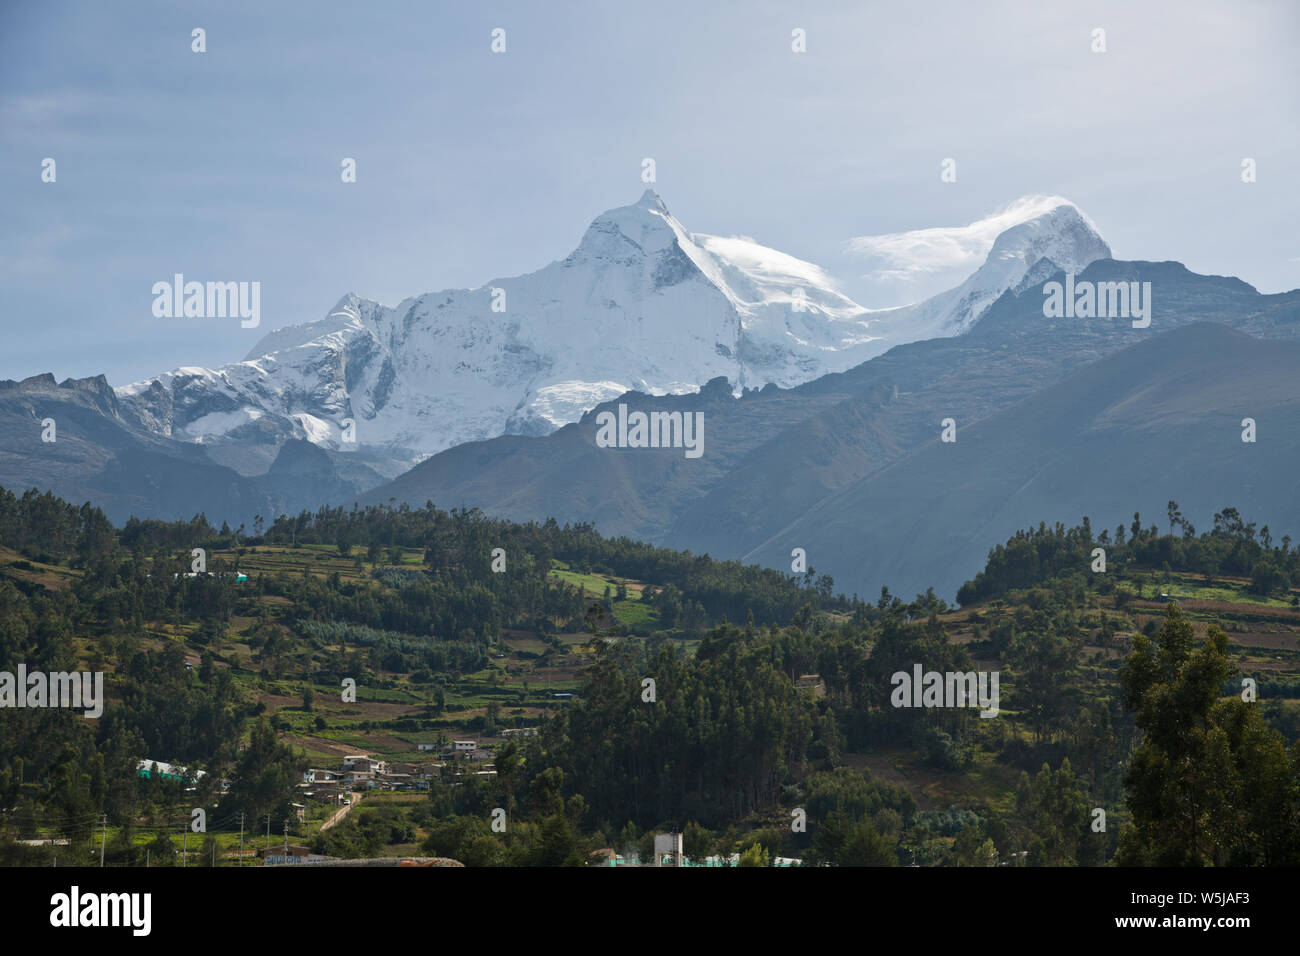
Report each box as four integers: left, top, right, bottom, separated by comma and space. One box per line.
2, 0, 1297, 385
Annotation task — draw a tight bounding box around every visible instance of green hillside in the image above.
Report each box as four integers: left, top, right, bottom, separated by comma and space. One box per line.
1, 487, 1298, 866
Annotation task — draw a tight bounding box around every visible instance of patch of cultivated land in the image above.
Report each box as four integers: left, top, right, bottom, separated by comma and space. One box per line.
1229, 633, 1300, 654
1133, 597, 1300, 622
261, 692, 425, 720
289, 735, 361, 759
0, 546, 77, 588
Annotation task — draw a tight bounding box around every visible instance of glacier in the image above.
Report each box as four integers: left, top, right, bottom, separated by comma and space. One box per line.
117, 190, 1110, 471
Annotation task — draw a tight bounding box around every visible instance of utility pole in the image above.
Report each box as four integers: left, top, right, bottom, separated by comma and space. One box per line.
100, 814, 107, 867
265, 813, 271, 855
239, 812, 245, 867
282, 818, 289, 861
182, 822, 188, 867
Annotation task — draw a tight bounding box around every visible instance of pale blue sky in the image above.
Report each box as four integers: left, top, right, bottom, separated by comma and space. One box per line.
2, 0, 1296, 385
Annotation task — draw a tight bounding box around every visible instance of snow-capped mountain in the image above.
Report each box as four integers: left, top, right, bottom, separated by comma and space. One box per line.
116, 191, 1109, 468
860, 198, 1112, 345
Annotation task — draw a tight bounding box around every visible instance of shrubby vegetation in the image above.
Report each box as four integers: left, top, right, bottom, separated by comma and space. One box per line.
958, 505, 1298, 606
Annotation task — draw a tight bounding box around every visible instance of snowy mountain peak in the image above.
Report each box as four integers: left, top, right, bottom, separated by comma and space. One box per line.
862, 195, 1111, 342
985, 197, 1109, 272
242, 292, 371, 362
637, 188, 668, 211
118, 191, 1112, 472
572, 189, 686, 264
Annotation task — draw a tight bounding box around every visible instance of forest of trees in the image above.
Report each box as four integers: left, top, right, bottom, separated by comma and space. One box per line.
1, 485, 1297, 866
958, 505, 1299, 606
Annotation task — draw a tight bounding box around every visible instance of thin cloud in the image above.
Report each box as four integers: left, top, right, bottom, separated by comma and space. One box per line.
845, 195, 1082, 282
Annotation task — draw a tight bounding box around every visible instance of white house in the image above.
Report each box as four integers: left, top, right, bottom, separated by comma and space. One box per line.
341, 756, 387, 775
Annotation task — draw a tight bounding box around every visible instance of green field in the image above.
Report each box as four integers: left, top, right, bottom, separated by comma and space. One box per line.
1120, 570, 1299, 609
551, 564, 662, 632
